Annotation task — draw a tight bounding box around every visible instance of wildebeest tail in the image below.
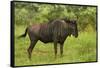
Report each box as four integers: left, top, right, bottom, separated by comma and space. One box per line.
18, 27, 28, 38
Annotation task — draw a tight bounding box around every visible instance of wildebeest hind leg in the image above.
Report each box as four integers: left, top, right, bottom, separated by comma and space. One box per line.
54, 42, 57, 58
27, 40, 37, 60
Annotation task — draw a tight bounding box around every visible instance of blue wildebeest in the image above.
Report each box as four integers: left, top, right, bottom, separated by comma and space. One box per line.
18, 18, 78, 59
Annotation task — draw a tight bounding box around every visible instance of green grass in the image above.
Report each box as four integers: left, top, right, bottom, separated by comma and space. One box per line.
14, 25, 97, 66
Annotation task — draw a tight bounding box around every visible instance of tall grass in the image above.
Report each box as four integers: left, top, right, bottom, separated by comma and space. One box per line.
14, 25, 97, 66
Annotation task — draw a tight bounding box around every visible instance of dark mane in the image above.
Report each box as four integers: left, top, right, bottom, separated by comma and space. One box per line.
48, 17, 68, 24
61, 17, 71, 23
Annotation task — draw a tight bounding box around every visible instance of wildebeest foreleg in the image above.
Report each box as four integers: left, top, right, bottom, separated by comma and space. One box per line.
54, 42, 57, 58
27, 40, 37, 60
60, 43, 64, 57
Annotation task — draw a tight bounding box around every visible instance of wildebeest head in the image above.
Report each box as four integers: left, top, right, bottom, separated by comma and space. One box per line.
69, 20, 78, 38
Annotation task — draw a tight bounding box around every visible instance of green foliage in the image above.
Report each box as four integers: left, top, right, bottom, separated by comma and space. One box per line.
14, 2, 97, 31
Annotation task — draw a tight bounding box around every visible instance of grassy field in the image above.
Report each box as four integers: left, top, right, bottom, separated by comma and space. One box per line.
14, 25, 97, 66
